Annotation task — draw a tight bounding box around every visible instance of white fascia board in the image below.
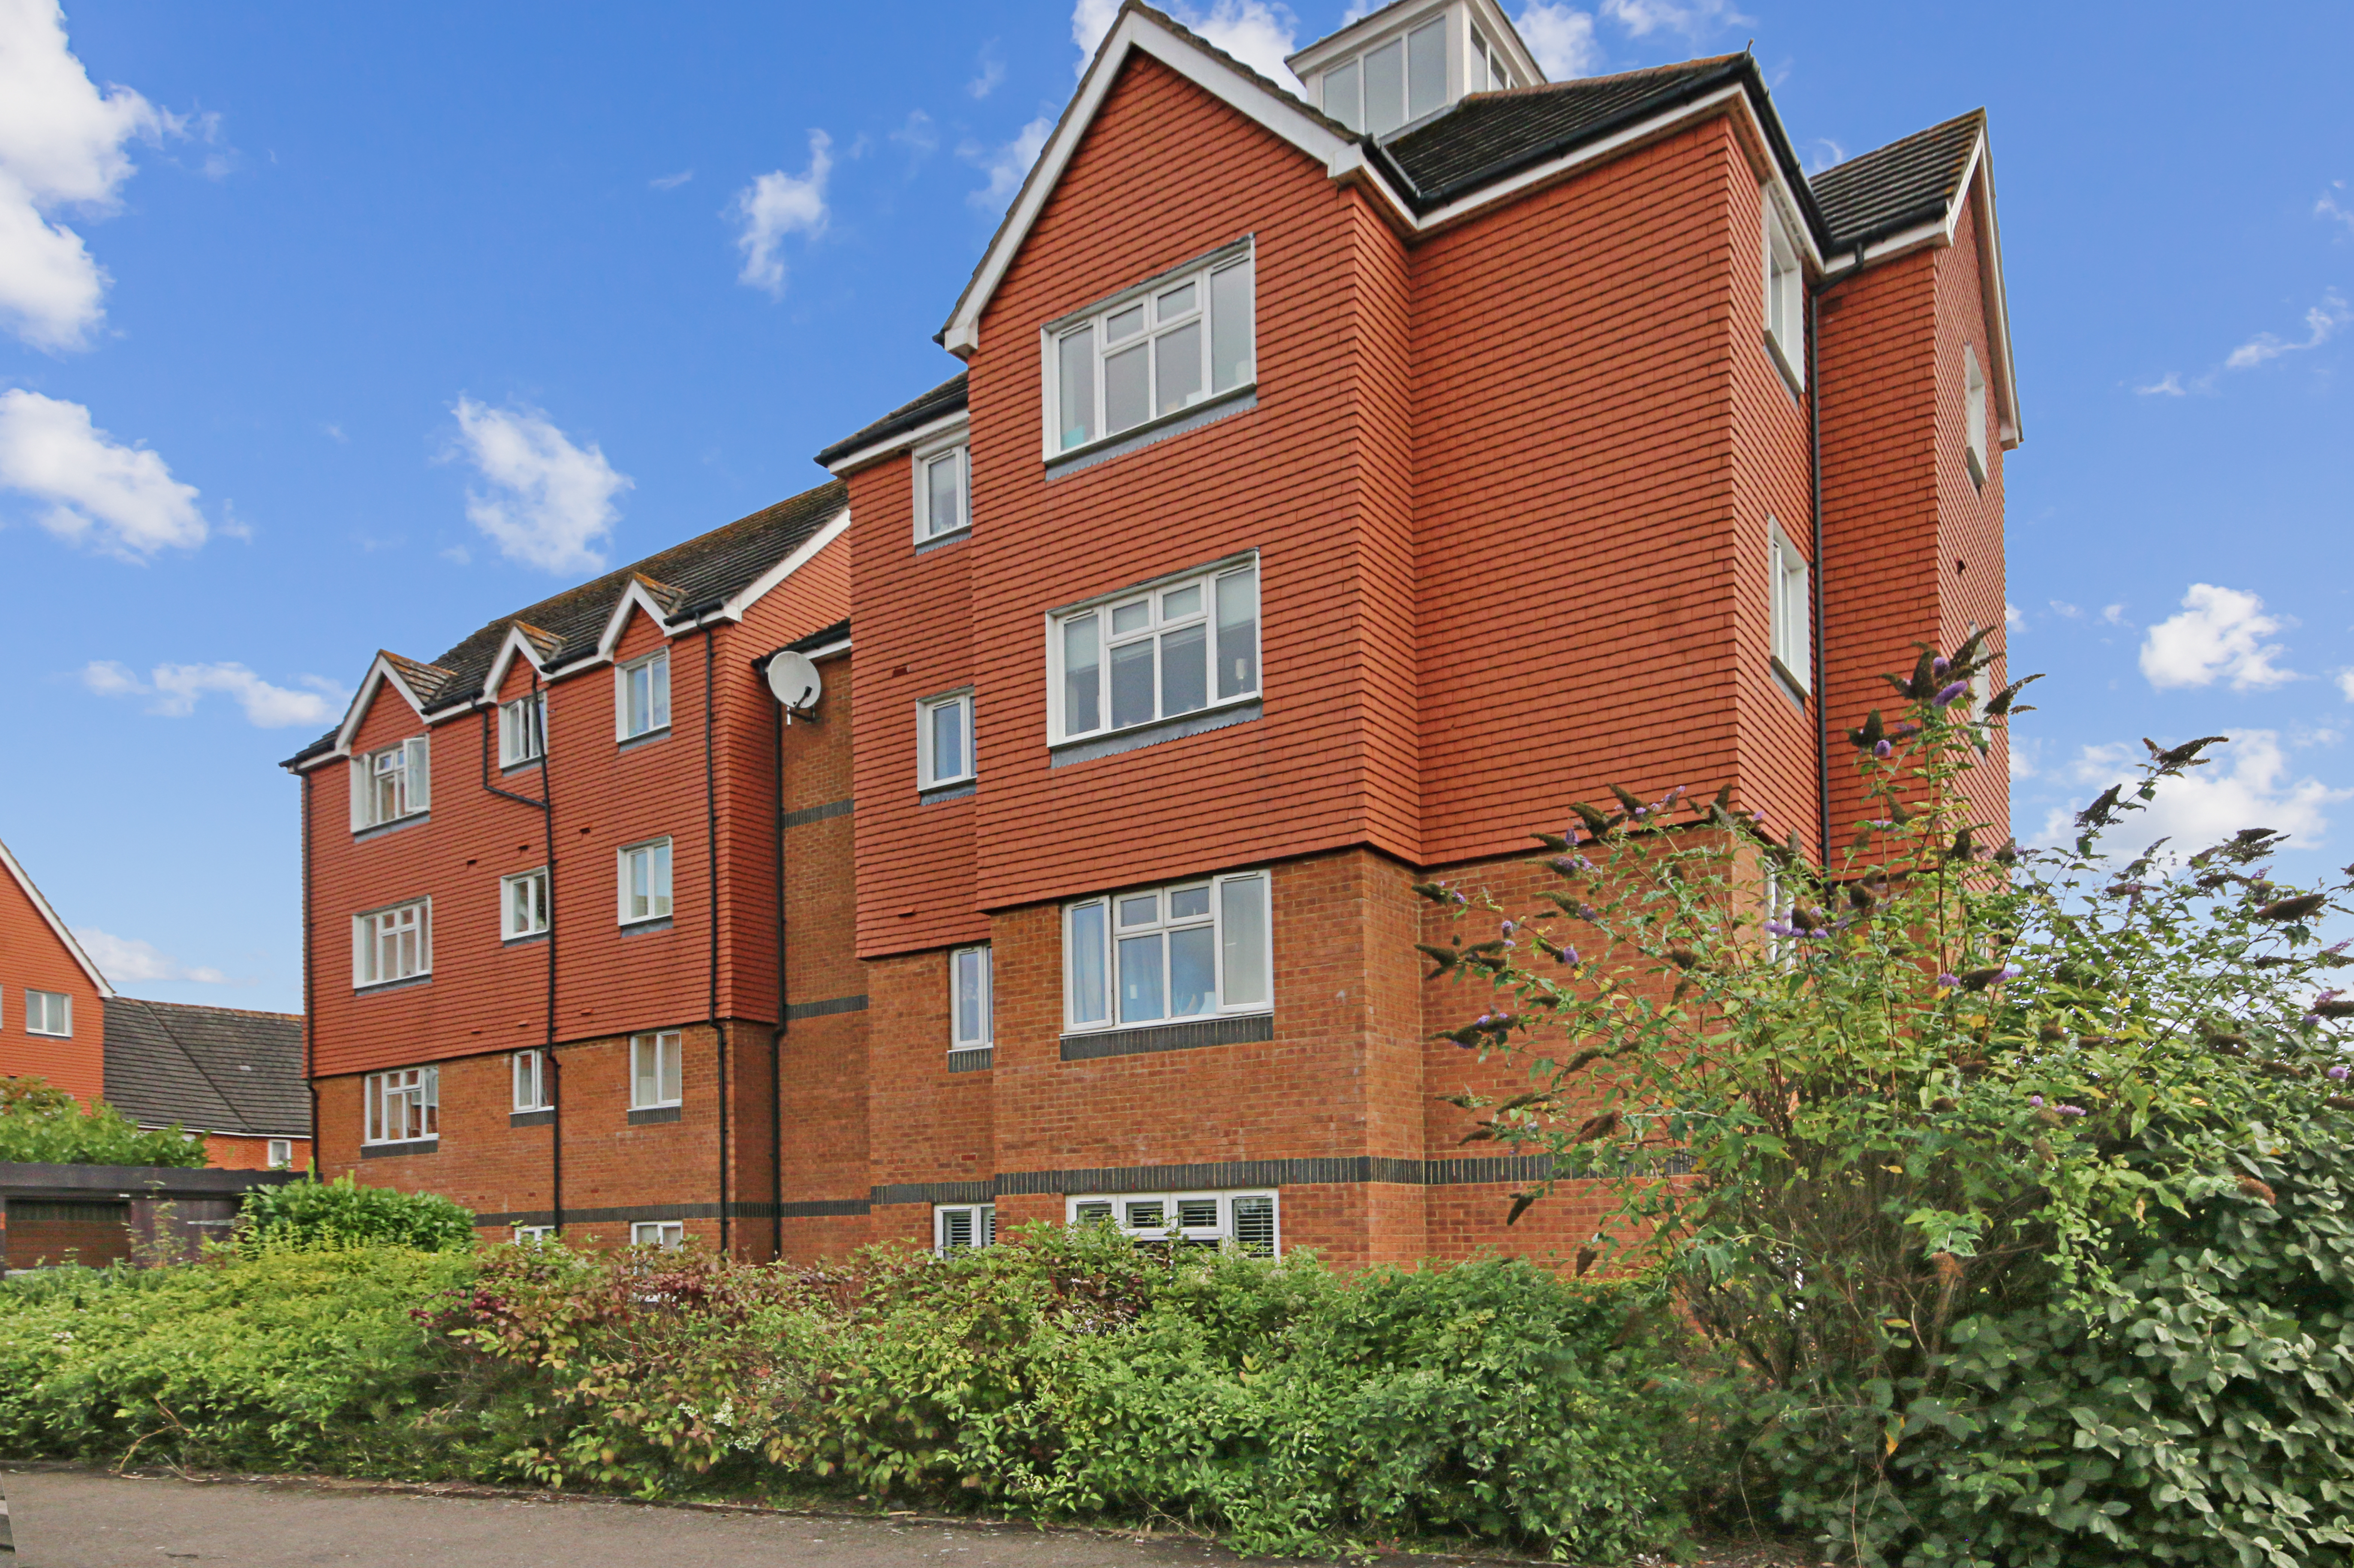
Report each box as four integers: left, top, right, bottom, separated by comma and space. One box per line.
823, 412, 969, 478
595, 578, 688, 659
722, 509, 854, 619
1818, 217, 1950, 276
0, 834, 116, 997
330, 654, 435, 756
939, 6, 1355, 355
798, 637, 853, 662
478, 625, 555, 708
1965, 140, 2023, 448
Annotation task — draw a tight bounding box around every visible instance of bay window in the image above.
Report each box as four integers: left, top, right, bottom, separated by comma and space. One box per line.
350, 737, 430, 830
353, 898, 431, 987
1064, 870, 1269, 1033
1045, 242, 1254, 457
1051, 557, 1257, 743
363, 1066, 437, 1144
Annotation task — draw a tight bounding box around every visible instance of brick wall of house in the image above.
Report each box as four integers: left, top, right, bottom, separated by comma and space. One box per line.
0, 859, 106, 1105
1935, 186, 2012, 841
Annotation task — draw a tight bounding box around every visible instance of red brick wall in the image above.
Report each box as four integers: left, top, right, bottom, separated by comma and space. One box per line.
1935, 187, 2011, 841
0, 856, 106, 1104
203, 1132, 310, 1171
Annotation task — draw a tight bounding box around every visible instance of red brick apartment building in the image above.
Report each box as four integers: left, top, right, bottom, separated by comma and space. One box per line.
283, 0, 2017, 1267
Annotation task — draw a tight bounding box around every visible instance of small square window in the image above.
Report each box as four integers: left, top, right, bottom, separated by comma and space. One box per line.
631, 1030, 683, 1109
268, 1138, 294, 1170
631, 1220, 685, 1249
502, 867, 550, 940
617, 650, 671, 740
914, 440, 970, 542
935, 1203, 995, 1254
618, 838, 673, 925
24, 989, 71, 1038
918, 690, 975, 789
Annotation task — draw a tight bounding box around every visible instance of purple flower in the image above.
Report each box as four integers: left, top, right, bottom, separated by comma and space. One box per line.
1873, 740, 1893, 759
2328, 939, 2351, 956
1632, 806, 1647, 818
1764, 921, 1795, 939
2330, 1064, 2351, 1081
1560, 946, 1581, 967
1562, 825, 1580, 846
1500, 920, 1517, 936
2318, 989, 2345, 1005
1933, 656, 1951, 678
2028, 1095, 2044, 1107
1933, 680, 1969, 708
2058, 1105, 2088, 1118
2000, 965, 2023, 981
1579, 904, 1595, 920
1936, 973, 1961, 988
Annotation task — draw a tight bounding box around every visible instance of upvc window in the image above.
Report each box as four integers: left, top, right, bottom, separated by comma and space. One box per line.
1063, 870, 1270, 1032
951, 945, 992, 1052
617, 650, 671, 740
512, 1049, 551, 1112
363, 1066, 438, 1144
1467, 24, 1515, 92
268, 1138, 293, 1169
1047, 243, 1254, 456
1763, 197, 1805, 385
24, 989, 70, 1037
513, 1225, 554, 1244
502, 867, 550, 939
1963, 345, 1989, 486
1319, 15, 1447, 135
353, 898, 431, 986
1069, 1189, 1276, 1254
1767, 521, 1812, 693
499, 692, 547, 765
351, 737, 430, 829
631, 1030, 683, 1109
1050, 557, 1258, 743
918, 690, 975, 789
618, 838, 673, 925
632, 1220, 684, 1249
913, 439, 969, 541
935, 1203, 996, 1254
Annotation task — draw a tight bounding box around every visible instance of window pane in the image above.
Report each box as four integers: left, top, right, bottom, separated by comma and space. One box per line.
1126, 1199, 1165, 1228
650, 656, 670, 729
1059, 330, 1096, 449
1118, 893, 1159, 927
1161, 584, 1200, 620
942, 1208, 973, 1249
1323, 57, 1361, 132
1177, 1198, 1218, 1228
629, 850, 647, 919
1216, 566, 1259, 698
1118, 933, 1165, 1023
1111, 599, 1151, 637
1063, 614, 1101, 734
1069, 903, 1108, 1025
1407, 18, 1446, 121
1170, 885, 1210, 920
1219, 875, 1269, 1008
1105, 303, 1144, 343
1364, 38, 1404, 135
927, 452, 962, 536
1154, 320, 1202, 416
653, 843, 672, 917
1160, 623, 1207, 716
1211, 262, 1255, 392
955, 949, 984, 1045
1109, 637, 1155, 729
1233, 1195, 1276, 1254
634, 1040, 656, 1106
1168, 925, 1215, 1016
1156, 281, 1196, 319
1105, 342, 1149, 433
661, 1035, 682, 1102
930, 699, 965, 782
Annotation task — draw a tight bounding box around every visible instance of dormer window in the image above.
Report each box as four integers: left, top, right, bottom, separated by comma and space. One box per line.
617, 649, 670, 740
1467, 24, 1516, 92
351, 737, 429, 831
499, 692, 546, 765
1046, 241, 1254, 458
1320, 14, 1447, 135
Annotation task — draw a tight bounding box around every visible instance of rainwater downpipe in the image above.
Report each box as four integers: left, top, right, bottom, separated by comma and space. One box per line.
301, 770, 318, 1175
704, 626, 729, 1257
479, 677, 560, 1234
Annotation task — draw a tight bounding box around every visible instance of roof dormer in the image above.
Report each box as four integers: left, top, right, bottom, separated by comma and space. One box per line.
1285, 0, 1546, 139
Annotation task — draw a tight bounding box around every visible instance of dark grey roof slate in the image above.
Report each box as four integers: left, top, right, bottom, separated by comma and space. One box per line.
815, 373, 968, 467
1808, 110, 1984, 252
285, 480, 846, 766
104, 998, 309, 1138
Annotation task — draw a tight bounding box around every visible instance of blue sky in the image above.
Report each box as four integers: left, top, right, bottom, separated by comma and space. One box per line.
0, 0, 2348, 1015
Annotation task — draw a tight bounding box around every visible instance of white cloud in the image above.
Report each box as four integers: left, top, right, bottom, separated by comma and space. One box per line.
2005, 601, 2027, 637
891, 110, 939, 162
2337, 669, 2354, 704
2035, 731, 2351, 855
2050, 599, 2083, 621
649, 169, 692, 190
81, 658, 347, 727
969, 42, 1006, 99
2101, 603, 2128, 627
2318, 182, 2354, 237
2225, 291, 2350, 370
448, 399, 632, 574
968, 116, 1053, 211
0, 389, 205, 559
1598, 0, 1747, 39
731, 130, 831, 298
0, 0, 178, 350
1804, 138, 1846, 175
1072, 0, 1121, 70
1070, 0, 1300, 87
2139, 583, 2297, 692
2135, 371, 2185, 396
1516, 4, 1605, 76
74, 927, 230, 985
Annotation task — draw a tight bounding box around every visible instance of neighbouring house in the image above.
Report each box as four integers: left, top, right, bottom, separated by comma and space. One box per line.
283, 0, 2014, 1266
0, 834, 114, 1107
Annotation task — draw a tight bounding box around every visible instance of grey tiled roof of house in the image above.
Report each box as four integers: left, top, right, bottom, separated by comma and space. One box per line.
815, 373, 969, 466
1808, 109, 1985, 252
103, 998, 309, 1138
284, 479, 846, 766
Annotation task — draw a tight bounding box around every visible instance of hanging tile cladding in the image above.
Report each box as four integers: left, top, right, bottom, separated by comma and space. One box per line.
939, 54, 1420, 934
0, 862, 106, 1103
1933, 191, 2010, 843
1411, 119, 1773, 865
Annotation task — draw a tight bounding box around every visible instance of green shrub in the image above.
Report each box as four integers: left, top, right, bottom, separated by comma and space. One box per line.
0, 1075, 206, 1167
238, 1176, 477, 1253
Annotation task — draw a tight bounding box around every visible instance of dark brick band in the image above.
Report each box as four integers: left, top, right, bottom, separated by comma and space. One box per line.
1059, 1011, 1273, 1061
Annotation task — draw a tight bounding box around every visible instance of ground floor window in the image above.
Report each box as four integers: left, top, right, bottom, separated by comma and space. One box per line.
513, 1225, 554, 1244
363, 1066, 438, 1144
935, 1203, 995, 1254
631, 1220, 685, 1249
1068, 1189, 1276, 1254
268, 1138, 292, 1169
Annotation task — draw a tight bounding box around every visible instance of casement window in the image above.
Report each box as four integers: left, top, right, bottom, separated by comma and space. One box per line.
632, 1220, 685, 1249
1762, 197, 1805, 386
353, 898, 431, 987
616, 649, 671, 740
1063, 870, 1270, 1032
1319, 15, 1446, 135
513, 1225, 554, 1244
918, 690, 975, 789
1046, 243, 1254, 457
1467, 24, 1516, 92
1767, 521, 1812, 694
1963, 345, 1990, 486
512, 1049, 551, 1112
499, 692, 547, 766
24, 989, 70, 1038
1050, 557, 1258, 743
935, 1203, 996, 1254
350, 737, 430, 830
618, 838, 673, 925
502, 867, 550, 940
268, 1138, 293, 1169
362, 1066, 438, 1144
913, 438, 969, 542
1069, 1189, 1277, 1254
631, 1030, 683, 1109
951, 945, 992, 1053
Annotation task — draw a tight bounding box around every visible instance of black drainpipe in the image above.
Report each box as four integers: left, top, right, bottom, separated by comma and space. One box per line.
704, 627, 728, 1256
1808, 246, 1870, 870
301, 770, 317, 1175
480, 680, 560, 1234
770, 680, 787, 1261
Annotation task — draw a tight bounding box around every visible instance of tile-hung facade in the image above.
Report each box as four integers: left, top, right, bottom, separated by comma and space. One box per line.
289, 0, 2018, 1265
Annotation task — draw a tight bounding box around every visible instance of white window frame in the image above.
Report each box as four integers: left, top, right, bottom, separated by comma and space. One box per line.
352, 898, 432, 987
1466, 24, 1515, 93
950, 944, 992, 1053
615, 649, 671, 740
918, 689, 976, 790
362, 1066, 438, 1145
23, 989, 70, 1038
512, 1048, 551, 1112
1963, 344, 1990, 487
1317, 12, 1449, 135
513, 1224, 555, 1244
1063, 869, 1271, 1035
1762, 195, 1806, 389
1767, 520, 1812, 694
1068, 1189, 1278, 1254
499, 692, 547, 766
630, 1029, 684, 1110
1041, 240, 1255, 460
934, 1203, 996, 1254
912, 436, 970, 542
267, 1138, 293, 1169
617, 838, 674, 926
631, 1220, 685, 1249
501, 867, 551, 940
350, 736, 430, 830
1047, 554, 1259, 745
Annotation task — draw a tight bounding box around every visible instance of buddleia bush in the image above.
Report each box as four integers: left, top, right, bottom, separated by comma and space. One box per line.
1420, 636, 2354, 1565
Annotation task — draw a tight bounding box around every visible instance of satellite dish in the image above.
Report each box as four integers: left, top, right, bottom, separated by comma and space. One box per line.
766, 650, 823, 712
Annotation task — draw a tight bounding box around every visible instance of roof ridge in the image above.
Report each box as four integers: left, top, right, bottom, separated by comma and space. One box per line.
117, 997, 302, 1023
